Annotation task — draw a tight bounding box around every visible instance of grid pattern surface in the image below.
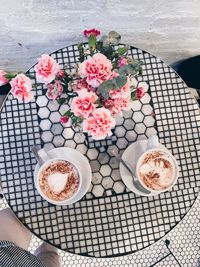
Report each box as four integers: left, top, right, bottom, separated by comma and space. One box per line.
0, 44, 199, 257
1, 193, 199, 266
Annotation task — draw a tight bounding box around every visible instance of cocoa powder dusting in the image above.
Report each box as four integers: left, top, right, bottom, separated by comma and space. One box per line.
141, 151, 165, 164
39, 161, 79, 201
139, 150, 175, 191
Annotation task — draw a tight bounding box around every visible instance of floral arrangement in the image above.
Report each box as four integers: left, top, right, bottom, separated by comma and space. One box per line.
0, 29, 148, 140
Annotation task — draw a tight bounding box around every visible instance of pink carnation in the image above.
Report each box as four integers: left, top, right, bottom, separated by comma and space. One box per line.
136, 86, 145, 99
47, 80, 63, 100
10, 74, 33, 102
71, 89, 98, 118
83, 108, 116, 140
71, 78, 94, 92
34, 54, 60, 84
104, 97, 130, 116
78, 53, 112, 88
0, 70, 9, 86
83, 29, 101, 37
118, 57, 128, 67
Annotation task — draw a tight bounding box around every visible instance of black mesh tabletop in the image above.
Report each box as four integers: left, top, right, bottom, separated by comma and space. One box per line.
0, 44, 199, 258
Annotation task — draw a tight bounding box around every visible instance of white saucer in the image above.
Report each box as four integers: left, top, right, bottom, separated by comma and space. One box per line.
120, 139, 169, 197
34, 147, 92, 205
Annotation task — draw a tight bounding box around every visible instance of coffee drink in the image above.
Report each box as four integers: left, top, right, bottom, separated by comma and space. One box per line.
138, 150, 176, 191
39, 160, 79, 201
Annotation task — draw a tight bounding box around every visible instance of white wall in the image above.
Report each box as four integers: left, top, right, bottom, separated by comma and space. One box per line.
0, 0, 200, 71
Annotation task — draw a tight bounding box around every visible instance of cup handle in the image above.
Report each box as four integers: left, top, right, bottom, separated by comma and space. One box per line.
38, 149, 50, 164
147, 135, 159, 150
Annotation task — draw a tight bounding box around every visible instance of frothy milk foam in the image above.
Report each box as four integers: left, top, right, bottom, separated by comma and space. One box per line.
47, 173, 69, 193
138, 150, 176, 191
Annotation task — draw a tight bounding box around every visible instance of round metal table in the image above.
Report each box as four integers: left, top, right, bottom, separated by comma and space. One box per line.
0, 44, 199, 258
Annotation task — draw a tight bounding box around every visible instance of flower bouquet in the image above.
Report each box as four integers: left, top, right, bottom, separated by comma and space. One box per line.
0, 29, 148, 140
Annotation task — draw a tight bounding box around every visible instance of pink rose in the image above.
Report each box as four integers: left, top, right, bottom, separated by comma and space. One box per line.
47, 80, 63, 100
0, 70, 9, 86
78, 53, 112, 87
83, 108, 116, 140
136, 87, 145, 99
60, 115, 69, 124
34, 54, 60, 84
71, 78, 94, 92
71, 89, 98, 118
104, 97, 130, 116
83, 29, 101, 37
118, 57, 128, 67
10, 74, 33, 102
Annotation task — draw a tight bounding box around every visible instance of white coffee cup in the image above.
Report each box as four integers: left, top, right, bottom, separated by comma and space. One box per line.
34, 149, 82, 205
136, 136, 179, 193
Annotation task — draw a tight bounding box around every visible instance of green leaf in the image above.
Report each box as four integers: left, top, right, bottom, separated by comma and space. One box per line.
99, 31, 121, 47
119, 60, 143, 76
97, 74, 128, 99
64, 110, 73, 117
62, 110, 82, 127
100, 35, 107, 42
94, 97, 103, 107
98, 88, 110, 99
97, 80, 115, 99
64, 74, 73, 83
108, 31, 121, 44
100, 36, 110, 47
131, 91, 136, 101
115, 74, 127, 88
62, 83, 69, 93
117, 46, 129, 55
94, 98, 102, 105
77, 42, 85, 62
100, 79, 116, 90
67, 92, 78, 99
71, 115, 83, 127
75, 116, 83, 124
4, 72, 17, 80
96, 41, 115, 60
57, 98, 67, 104
100, 90, 109, 99
109, 31, 121, 39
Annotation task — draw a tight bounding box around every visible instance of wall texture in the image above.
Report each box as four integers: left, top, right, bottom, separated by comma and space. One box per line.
0, 0, 200, 71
